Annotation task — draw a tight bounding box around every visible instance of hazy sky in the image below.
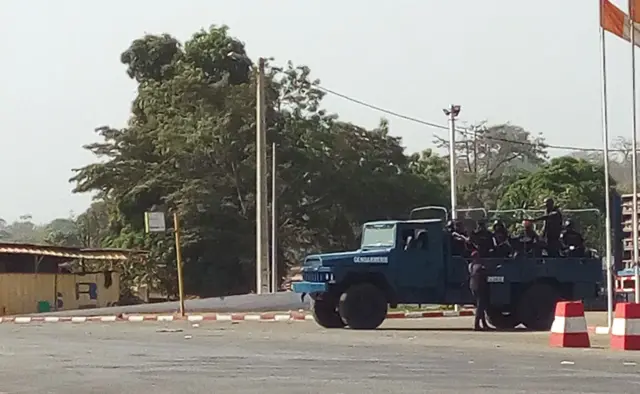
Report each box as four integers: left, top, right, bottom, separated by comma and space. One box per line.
0, 0, 635, 223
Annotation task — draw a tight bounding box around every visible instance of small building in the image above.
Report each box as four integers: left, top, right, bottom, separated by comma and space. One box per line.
0, 242, 146, 315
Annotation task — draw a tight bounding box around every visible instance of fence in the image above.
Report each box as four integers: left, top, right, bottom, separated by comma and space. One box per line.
488, 208, 604, 254
408, 206, 604, 253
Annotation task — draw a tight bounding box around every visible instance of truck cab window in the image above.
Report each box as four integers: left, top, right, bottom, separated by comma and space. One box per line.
361, 223, 396, 249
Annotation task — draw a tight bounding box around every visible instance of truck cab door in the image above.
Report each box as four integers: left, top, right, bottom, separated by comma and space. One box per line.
394, 225, 445, 303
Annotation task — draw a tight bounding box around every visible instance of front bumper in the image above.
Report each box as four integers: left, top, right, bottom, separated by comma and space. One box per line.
292, 281, 328, 294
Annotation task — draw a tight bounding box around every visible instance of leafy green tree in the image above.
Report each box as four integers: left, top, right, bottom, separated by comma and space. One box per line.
571, 137, 637, 194
435, 123, 548, 209
43, 218, 82, 247
70, 25, 449, 298
497, 156, 614, 252
1, 214, 47, 243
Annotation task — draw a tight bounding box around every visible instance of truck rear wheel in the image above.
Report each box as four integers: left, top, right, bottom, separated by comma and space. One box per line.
517, 283, 560, 331
486, 309, 519, 330
311, 297, 345, 328
339, 283, 387, 330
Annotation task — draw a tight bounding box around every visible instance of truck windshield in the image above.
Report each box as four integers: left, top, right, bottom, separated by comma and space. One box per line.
361, 223, 396, 248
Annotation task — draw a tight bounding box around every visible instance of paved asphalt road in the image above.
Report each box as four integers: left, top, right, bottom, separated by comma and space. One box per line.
1, 316, 640, 393
33, 293, 445, 318
34, 292, 312, 317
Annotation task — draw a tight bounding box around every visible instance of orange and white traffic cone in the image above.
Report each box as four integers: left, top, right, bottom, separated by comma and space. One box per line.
611, 302, 640, 350
549, 301, 590, 348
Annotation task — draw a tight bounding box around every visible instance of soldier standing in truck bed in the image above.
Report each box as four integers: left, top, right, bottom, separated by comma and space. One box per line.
533, 198, 563, 257
492, 220, 512, 257
560, 219, 586, 257
470, 219, 494, 257
448, 220, 471, 257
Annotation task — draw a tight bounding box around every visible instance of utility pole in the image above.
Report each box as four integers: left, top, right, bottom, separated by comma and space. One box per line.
256, 58, 270, 294
443, 105, 462, 220
471, 125, 478, 175
444, 104, 461, 313
271, 142, 278, 293
173, 212, 186, 317
631, 17, 640, 303
599, 26, 614, 327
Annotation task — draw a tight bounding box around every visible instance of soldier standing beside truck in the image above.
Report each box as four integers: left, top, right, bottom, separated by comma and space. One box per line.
468, 250, 490, 331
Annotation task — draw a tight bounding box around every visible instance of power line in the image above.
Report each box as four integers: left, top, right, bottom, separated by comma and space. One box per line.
316, 85, 620, 153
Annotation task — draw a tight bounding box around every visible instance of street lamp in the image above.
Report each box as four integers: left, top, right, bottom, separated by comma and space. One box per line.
443, 105, 461, 221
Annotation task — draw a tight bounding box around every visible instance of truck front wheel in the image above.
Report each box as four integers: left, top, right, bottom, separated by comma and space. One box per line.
311, 297, 345, 328
486, 309, 519, 330
517, 283, 560, 331
339, 283, 388, 330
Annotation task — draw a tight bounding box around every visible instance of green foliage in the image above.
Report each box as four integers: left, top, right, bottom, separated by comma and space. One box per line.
435, 123, 548, 210
498, 157, 613, 211
0, 214, 48, 244
497, 157, 615, 253
69, 25, 448, 298
57, 24, 612, 299
0, 214, 82, 247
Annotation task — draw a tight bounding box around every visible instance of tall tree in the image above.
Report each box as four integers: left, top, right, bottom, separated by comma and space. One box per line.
497, 156, 614, 252
435, 123, 548, 208
569, 137, 636, 194
70, 25, 448, 298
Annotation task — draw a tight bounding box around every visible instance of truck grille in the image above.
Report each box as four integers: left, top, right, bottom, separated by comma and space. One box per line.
303, 271, 333, 282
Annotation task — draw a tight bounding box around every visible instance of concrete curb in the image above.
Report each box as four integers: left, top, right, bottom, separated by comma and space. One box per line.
0, 309, 475, 324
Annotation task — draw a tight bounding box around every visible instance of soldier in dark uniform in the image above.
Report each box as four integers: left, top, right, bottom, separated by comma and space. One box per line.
533, 198, 563, 257
560, 219, 586, 257
468, 250, 489, 331
454, 220, 468, 237
446, 220, 465, 256
470, 219, 495, 257
492, 220, 512, 257
450, 220, 471, 257
515, 220, 541, 257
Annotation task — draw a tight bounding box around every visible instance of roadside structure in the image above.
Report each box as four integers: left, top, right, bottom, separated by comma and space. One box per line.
0, 242, 146, 315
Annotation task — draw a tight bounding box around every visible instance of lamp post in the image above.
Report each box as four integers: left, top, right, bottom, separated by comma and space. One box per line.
443, 105, 461, 220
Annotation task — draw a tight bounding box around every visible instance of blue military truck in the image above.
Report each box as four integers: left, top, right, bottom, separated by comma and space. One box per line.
292, 210, 603, 330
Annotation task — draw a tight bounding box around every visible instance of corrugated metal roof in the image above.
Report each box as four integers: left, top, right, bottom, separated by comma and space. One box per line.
0, 243, 147, 261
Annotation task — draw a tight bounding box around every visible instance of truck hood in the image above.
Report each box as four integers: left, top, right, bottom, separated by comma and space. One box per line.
304, 249, 391, 267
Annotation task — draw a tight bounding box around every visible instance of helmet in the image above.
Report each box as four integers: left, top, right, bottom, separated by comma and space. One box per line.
544, 197, 555, 209
564, 219, 574, 229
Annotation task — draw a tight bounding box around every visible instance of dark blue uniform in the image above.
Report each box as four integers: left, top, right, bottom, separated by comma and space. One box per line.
469, 252, 489, 330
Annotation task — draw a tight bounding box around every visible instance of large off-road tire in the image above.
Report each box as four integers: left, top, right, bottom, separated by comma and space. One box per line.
338, 283, 388, 330
311, 297, 345, 328
517, 283, 561, 331
486, 308, 520, 330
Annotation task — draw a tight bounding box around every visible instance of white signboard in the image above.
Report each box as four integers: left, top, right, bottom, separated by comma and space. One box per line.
144, 212, 166, 233
487, 276, 505, 283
